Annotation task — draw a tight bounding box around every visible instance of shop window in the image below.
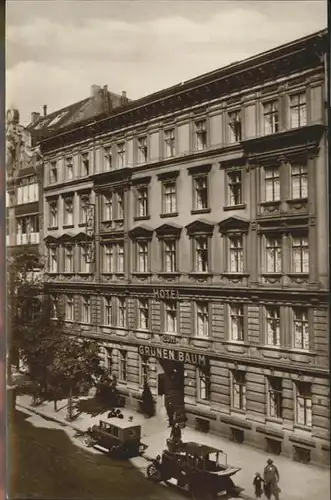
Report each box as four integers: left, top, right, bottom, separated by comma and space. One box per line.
293, 446, 311, 464
266, 438, 282, 456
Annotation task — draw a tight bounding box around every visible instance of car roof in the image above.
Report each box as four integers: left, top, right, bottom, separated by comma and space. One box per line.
99, 418, 141, 430
181, 441, 223, 456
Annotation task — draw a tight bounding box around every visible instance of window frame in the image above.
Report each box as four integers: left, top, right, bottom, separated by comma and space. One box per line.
63, 196, 74, 226
117, 142, 126, 169
162, 179, 177, 215
228, 110, 242, 143
226, 169, 243, 207
290, 163, 308, 200
116, 297, 127, 328
64, 244, 74, 273
135, 239, 150, 273
82, 295, 91, 324
162, 299, 179, 335
118, 350, 127, 382
265, 305, 281, 347
137, 136, 148, 164
135, 185, 149, 218
291, 234, 309, 274
164, 128, 176, 158
49, 200, 58, 228
229, 303, 244, 342
263, 165, 281, 203
231, 370, 246, 411
65, 156, 74, 180
161, 237, 178, 273
196, 366, 211, 401
267, 377, 283, 420
289, 92, 307, 129
194, 119, 207, 151
137, 298, 150, 331
65, 294, 74, 322
104, 296, 113, 325
263, 100, 279, 135
195, 301, 210, 338
193, 174, 209, 212
264, 234, 282, 274
292, 307, 310, 351
295, 381, 312, 428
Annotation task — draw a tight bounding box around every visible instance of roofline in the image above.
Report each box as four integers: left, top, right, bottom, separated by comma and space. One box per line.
38, 28, 327, 146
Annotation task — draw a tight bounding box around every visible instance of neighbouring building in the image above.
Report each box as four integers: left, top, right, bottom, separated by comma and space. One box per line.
36, 29, 328, 465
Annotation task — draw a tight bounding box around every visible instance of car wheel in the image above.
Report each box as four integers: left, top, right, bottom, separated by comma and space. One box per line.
146, 464, 162, 482
83, 436, 94, 447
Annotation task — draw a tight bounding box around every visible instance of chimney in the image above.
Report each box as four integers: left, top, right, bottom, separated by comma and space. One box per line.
43, 105, 47, 116
103, 85, 108, 93
31, 112, 41, 123
122, 91, 127, 99
91, 84, 101, 97
121, 91, 127, 105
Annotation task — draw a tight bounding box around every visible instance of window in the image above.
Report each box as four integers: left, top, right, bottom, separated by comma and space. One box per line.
66, 157, 73, 180
136, 241, 149, 272
48, 246, 58, 273
16, 176, 39, 205
229, 305, 244, 341
293, 308, 309, 350
49, 200, 58, 227
162, 180, 177, 214
227, 171, 242, 206
164, 128, 175, 157
232, 371, 246, 411
193, 175, 208, 210
136, 186, 149, 218
138, 298, 149, 330
65, 295, 74, 321
116, 297, 127, 327
117, 191, 124, 219
16, 215, 40, 245
117, 142, 125, 169
104, 146, 112, 170
162, 239, 177, 272
266, 306, 280, 346
229, 235, 244, 273
100, 347, 112, 375
104, 297, 112, 325
292, 236, 309, 273
103, 243, 124, 273
82, 296, 91, 323
102, 194, 113, 221
79, 194, 90, 224
194, 236, 209, 272
64, 245, 74, 273
265, 236, 282, 273
63, 197, 74, 226
195, 119, 207, 150
295, 382, 312, 427
195, 302, 209, 337
140, 356, 149, 386
137, 136, 148, 164
264, 166, 280, 202
50, 295, 58, 320
163, 300, 178, 334
196, 367, 210, 401
118, 351, 127, 381
81, 152, 89, 176
291, 164, 308, 199
268, 377, 283, 419
228, 111, 242, 143
79, 244, 90, 273
263, 101, 279, 134
50, 161, 58, 183
290, 93, 307, 128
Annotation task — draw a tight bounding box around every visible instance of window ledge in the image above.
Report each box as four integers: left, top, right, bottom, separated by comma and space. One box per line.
191, 208, 211, 215
62, 272, 75, 275
157, 272, 181, 277
161, 332, 179, 336
223, 204, 246, 211
223, 340, 248, 346
160, 212, 179, 219
132, 272, 152, 276
287, 273, 309, 278
260, 200, 281, 207
134, 215, 151, 222
261, 273, 283, 277
266, 417, 283, 425
189, 272, 213, 277
259, 344, 282, 350
293, 424, 312, 434
286, 198, 308, 204
290, 348, 316, 355
78, 222, 86, 227
113, 218, 124, 223
63, 224, 74, 229
47, 226, 58, 231
222, 272, 249, 277
76, 272, 92, 275
192, 336, 212, 342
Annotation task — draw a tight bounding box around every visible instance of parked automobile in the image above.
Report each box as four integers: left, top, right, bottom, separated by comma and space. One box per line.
146, 441, 241, 499
83, 416, 147, 459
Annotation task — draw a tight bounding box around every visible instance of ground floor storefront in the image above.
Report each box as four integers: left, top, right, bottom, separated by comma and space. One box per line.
97, 339, 330, 467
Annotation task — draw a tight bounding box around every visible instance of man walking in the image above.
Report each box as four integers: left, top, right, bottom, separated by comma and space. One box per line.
263, 458, 280, 500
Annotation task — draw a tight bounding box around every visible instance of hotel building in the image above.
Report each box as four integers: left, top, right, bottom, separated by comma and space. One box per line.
36, 30, 329, 465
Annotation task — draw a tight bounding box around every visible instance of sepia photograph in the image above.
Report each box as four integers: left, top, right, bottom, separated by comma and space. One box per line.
5, 1, 329, 499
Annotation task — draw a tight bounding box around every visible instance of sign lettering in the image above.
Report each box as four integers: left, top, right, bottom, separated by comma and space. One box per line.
161, 334, 177, 344
138, 345, 206, 366
153, 288, 179, 301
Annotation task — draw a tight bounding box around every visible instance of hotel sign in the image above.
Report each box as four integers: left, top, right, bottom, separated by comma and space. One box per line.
153, 288, 179, 300
138, 345, 207, 367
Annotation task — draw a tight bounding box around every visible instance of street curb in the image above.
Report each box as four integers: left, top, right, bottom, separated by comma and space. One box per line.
16, 403, 83, 434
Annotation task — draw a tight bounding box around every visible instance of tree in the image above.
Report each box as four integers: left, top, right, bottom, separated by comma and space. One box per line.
47, 337, 104, 420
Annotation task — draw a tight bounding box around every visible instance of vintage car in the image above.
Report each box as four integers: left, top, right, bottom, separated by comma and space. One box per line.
146, 441, 242, 499
83, 417, 147, 459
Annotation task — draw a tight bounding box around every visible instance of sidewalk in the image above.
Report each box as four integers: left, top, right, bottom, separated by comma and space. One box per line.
16, 394, 330, 500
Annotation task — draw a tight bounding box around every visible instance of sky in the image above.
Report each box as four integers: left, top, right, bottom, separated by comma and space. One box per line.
6, 0, 327, 126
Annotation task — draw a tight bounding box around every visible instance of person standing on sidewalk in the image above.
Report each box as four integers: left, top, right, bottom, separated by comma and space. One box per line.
253, 472, 264, 498
263, 458, 280, 500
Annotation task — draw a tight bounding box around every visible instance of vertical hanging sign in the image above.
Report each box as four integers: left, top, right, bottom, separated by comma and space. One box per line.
85, 204, 95, 263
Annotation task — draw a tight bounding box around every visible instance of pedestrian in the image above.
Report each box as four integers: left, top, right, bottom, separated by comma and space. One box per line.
253, 472, 264, 498
263, 458, 280, 500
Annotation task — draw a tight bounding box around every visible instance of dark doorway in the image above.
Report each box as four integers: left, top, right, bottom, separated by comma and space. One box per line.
157, 373, 165, 396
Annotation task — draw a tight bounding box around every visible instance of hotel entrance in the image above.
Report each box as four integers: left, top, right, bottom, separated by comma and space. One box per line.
156, 359, 185, 421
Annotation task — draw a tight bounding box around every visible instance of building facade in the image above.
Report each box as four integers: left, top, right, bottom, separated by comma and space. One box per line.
38, 30, 329, 465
